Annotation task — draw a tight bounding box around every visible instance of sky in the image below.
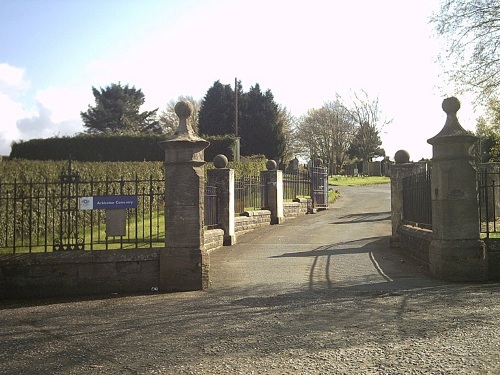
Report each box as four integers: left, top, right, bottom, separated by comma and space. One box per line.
0, 0, 481, 161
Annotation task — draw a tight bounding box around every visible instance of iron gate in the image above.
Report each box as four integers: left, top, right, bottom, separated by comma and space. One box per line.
311, 159, 329, 209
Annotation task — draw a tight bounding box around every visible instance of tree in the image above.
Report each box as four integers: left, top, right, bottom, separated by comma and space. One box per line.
158, 96, 201, 137
239, 84, 286, 161
277, 105, 299, 165
431, 0, 500, 101
475, 97, 500, 162
198, 80, 235, 136
81, 83, 160, 134
295, 98, 355, 172
347, 91, 388, 161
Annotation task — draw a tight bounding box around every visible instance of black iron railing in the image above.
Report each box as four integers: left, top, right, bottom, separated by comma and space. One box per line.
0, 176, 165, 253
234, 176, 263, 214
204, 185, 218, 229
478, 167, 500, 238
283, 171, 310, 200
402, 170, 432, 229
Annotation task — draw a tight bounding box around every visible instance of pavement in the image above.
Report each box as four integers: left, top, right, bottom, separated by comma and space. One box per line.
1, 184, 500, 374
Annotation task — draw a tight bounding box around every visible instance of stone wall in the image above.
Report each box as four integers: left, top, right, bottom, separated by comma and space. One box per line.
283, 198, 311, 218
0, 249, 161, 299
398, 225, 432, 268
235, 210, 272, 234
204, 229, 224, 253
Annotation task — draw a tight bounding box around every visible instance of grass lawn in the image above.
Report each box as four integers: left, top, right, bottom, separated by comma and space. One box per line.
329, 175, 390, 187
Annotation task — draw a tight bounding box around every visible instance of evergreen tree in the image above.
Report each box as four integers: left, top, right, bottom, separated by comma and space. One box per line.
198, 80, 235, 136
81, 83, 160, 134
240, 84, 285, 160
348, 122, 385, 161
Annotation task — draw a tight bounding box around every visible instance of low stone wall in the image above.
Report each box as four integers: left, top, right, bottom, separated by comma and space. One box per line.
398, 225, 432, 268
235, 210, 271, 235
0, 249, 161, 299
283, 198, 311, 218
204, 229, 224, 253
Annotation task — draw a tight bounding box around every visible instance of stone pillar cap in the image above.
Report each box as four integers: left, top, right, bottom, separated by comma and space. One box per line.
427, 97, 477, 145
172, 101, 207, 143
159, 101, 209, 152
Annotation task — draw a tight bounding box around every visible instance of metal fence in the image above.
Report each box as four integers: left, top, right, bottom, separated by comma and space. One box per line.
204, 185, 218, 229
478, 167, 500, 238
283, 171, 310, 200
234, 176, 263, 214
0, 175, 165, 254
402, 170, 432, 229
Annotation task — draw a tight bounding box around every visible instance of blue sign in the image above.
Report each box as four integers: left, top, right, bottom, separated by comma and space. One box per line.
79, 195, 138, 210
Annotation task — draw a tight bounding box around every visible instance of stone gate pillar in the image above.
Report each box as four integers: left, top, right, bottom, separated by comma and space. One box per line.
261, 160, 284, 224
390, 150, 423, 247
427, 97, 487, 281
207, 154, 236, 245
159, 101, 210, 292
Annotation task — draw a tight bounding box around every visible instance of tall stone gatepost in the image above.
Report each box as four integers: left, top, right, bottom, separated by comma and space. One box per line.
158, 101, 210, 292
427, 97, 487, 281
390, 150, 424, 247
207, 154, 236, 245
261, 160, 284, 224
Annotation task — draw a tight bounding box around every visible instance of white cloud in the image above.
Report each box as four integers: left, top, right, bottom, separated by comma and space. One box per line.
36, 87, 91, 124
0, 63, 88, 155
16, 103, 83, 140
0, 63, 28, 89
0, 92, 29, 155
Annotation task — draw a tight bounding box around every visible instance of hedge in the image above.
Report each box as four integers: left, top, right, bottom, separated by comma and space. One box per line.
10, 134, 237, 162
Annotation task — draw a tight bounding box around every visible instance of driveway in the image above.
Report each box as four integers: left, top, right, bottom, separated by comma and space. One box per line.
1, 184, 500, 374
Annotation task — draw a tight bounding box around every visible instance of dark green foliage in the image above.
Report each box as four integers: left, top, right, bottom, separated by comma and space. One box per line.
81, 83, 161, 134
9, 134, 237, 162
198, 80, 235, 136
199, 81, 286, 161
348, 122, 385, 161
240, 84, 285, 160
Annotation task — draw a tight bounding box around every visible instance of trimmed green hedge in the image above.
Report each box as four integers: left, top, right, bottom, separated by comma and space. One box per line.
10, 134, 237, 162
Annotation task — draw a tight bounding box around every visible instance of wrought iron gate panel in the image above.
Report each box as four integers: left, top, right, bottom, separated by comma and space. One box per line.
54, 160, 84, 251
311, 159, 328, 209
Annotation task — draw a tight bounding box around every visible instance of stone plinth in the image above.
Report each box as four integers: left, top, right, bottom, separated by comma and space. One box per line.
427, 97, 487, 281
158, 101, 210, 292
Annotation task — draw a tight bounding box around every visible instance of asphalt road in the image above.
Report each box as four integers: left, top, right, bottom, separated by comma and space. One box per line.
2, 184, 500, 374
210, 183, 441, 294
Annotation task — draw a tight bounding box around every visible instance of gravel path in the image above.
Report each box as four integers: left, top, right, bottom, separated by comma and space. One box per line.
1, 184, 500, 374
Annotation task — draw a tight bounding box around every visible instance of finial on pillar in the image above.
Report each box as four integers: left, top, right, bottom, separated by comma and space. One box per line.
428, 96, 475, 145
173, 101, 205, 142
441, 97, 462, 132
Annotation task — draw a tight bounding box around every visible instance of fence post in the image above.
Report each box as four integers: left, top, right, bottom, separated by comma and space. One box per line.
158, 101, 210, 292
390, 150, 423, 247
261, 160, 284, 224
207, 154, 236, 245
427, 97, 487, 281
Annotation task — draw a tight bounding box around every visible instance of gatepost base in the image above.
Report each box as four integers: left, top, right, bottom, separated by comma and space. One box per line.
159, 248, 210, 292
429, 239, 488, 282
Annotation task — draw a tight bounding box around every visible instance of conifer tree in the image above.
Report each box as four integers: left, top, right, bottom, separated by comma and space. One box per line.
81, 83, 160, 134
198, 80, 235, 136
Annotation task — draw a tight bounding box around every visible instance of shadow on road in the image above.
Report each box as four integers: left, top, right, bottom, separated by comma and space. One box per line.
329, 211, 391, 224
